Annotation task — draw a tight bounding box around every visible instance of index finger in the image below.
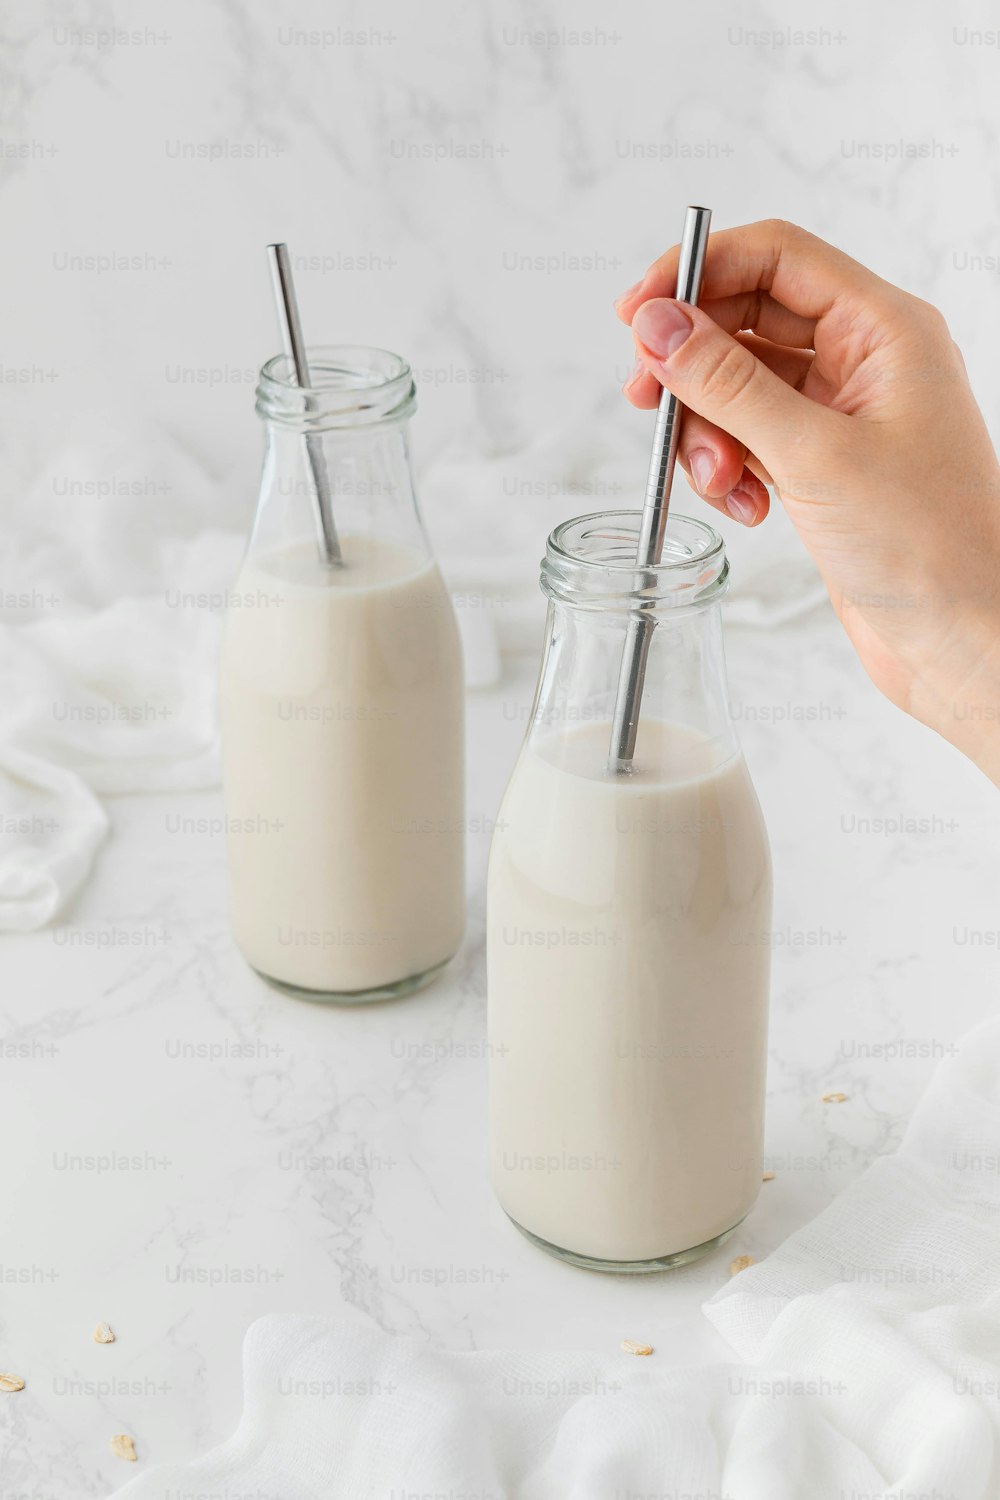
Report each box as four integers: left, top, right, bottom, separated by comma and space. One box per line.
615, 218, 901, 328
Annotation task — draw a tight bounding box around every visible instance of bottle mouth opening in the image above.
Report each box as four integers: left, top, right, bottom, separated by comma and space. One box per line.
542, 510, 729, 609
256, 345, 417, 429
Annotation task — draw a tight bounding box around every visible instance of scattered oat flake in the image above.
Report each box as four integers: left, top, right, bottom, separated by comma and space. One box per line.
729, 1254, 755, 1276
110, 1434, 137, 1462
0, 1373, 25, 1393
621, 1339, 653, 1356
762, 1170, 776, 1182
93, 1322, 115, 1344
822, 1091, 849, 1103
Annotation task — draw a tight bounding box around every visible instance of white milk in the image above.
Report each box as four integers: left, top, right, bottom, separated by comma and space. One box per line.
488, 719, 771, 1264
220, 534, 464, 995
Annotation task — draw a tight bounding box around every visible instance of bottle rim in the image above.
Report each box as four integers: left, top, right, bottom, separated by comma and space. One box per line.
256, 344, 417, 430
542, 510, 729, 610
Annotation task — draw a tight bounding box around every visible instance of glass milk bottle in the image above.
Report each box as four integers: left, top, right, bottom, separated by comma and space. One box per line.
488, 510, 771, 1270
220, 346, 465, 1001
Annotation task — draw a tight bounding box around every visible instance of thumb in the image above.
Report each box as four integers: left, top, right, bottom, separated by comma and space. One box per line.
631, 297, 836, 478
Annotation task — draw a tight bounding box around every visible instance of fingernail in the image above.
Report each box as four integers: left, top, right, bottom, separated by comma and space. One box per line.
632, 299, 694, 359
623, 359, 644, 393
725, 486, 757, 525
689, 448, 716, 494
615, 279, 644, 311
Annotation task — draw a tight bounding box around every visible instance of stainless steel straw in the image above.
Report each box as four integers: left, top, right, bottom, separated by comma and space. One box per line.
266, 242, 343, 567
608, 205, 711, 773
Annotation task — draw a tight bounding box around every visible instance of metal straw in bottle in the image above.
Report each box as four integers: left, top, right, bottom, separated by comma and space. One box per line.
266, 242, 343, 567
608, 205, 712, 773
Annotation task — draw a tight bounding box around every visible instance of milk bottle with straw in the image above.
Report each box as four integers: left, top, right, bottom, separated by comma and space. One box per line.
220, 246, 465, 1001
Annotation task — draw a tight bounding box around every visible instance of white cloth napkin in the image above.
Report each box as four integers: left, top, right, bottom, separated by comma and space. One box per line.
0, 433, 238, 930
705, 1008, 1000, 1493
115, 1015, 1000, 1499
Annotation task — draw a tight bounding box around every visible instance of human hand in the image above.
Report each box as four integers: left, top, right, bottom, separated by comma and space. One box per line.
616, 219, 1000, 784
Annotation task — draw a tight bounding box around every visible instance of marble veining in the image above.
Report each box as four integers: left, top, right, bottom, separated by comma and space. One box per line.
2, 0, 999, 1490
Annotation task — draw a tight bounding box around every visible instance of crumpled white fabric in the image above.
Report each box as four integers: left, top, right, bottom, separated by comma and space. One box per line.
115, 1017, 1000, 1499
705, 1008, 1000, 1495
0, 431, 240, 930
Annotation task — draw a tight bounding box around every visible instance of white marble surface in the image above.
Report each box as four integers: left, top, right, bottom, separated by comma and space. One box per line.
1, 0, 999, 522
3, 0, 1000, 1491
3, 603, 1000, 1493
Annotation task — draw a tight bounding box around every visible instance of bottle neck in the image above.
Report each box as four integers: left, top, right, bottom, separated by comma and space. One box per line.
526, 510, 738, 774
251, 420, 431, 562
247, 346, 431, 570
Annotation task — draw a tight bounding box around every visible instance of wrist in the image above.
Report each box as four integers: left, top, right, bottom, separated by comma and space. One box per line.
914, 614, 1000, 785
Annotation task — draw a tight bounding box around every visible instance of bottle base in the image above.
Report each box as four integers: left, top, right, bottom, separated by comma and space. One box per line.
251, 954, 454, 1006
504, 1210, 746, 1274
